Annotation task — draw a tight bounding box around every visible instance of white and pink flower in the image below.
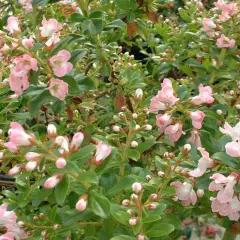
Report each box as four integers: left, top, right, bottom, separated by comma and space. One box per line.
48, 78, 69, 100
6, 17, 20, 34
164, 123, 183, 142
40, 17, 62, 38
94, 142, 112, 163
216, 34, 235, 48
191, 84, 214, 105
190, 110, 205, 129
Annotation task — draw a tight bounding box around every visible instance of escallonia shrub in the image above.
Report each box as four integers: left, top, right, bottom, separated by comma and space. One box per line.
0, 0, 240, 239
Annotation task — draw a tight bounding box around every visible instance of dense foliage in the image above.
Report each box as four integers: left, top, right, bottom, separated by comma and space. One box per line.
0, 0, 240, 239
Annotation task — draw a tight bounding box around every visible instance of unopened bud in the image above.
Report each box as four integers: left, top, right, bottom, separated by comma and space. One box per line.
131, 194, 138, 201
131, 141, 138, 148
129, 218, 138, 226
135, 89, 143, 100
40, 213, 45, 219
132, 182, 142, 194
25, 161, 38, 171
54, 224, 59, 230
127, 209, 135, 216
0, 152, 3, 159
158, 171, 165, 177
144, 124, 152, 131
149, 193, 158, 201
41, 231, 47, 237
122, 199, 131, 207
135, 124, 140, 130
183, 144, 191, 152
132, 113, 138, 119
76, 196, 88, 212
47, 124, 57, 137
0, 129, 3, 135
197, 189, 204, 198
172, 196, 178, 201
138, 234, 145, 240
33, 216, 39, 221
216, 109, 223, 115
18, 221, 25, 227
8, 165, 21, 176
230, 90, 234, 95
113, 125, 120, 132
70, 132, 84, 151
236, 104, 240, 110
168, 153, 175, 159
55, 158, 67, 169
146, 175, 152, 181
148, 203, 157, 210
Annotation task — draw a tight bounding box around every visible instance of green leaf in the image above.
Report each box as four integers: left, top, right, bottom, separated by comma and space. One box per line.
62, 209, 93, 225
61, 75, 80, 94
32, 188, 53, 208
179, 9, 191, 22
105, 19, 125, 30
127, 149, 140, 161
29, 90, 55, 116
135, 140, 156, 153
77, 171, 98, 184
82, 19, 103, 35
110, 236, 135, 240
142, 214, 161, 223
145, 223, 175, 237
75, 75, 96, 92
212, 152, 238, 168
89, 191, 110, 218
69, 145, 96, 167
55, 175, 70, 206
69, 49, 86, 64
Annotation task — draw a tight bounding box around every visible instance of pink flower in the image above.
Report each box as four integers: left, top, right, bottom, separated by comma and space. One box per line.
25, 152, 41, 161
164, 123, 183, 142
190, 111, 205, 129
76, 196, 88, 212
188, 129, 202, 147
49, 50, 73, 77
219, 122, 240, 142
25, 161, 38, 171
9, 69, 29, 96
47, 124, 57, 137
0, 232, 15, 240
21, 38, 34, 48
13, 54, 38, 72
189, 147, 214, 177
149, 96, 167, 112
48, 78, 69, 100
191, 84, 214, 105
95, 142, 112, 162
55, 157, 67, 169
202, 18, 216, 37
40, 16, 62, 38
225, 142, 240, 157
70, 132, 84, 151
4, 142, 18, 153
8, 122, 33, 147
171, 181, 197, 206
44, 174, 62, 189
45, 32, 61, 47
19, 0, 33, 13
216, 34, 235, 48
156, 113, 172, 133
6, 17, 20, 34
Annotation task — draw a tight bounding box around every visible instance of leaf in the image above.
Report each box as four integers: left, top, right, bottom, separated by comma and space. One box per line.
142, 214, 161, 223
77, 171, 98, 184
32, 188, 53, 208
110, 236, 135, 240
29, 90, 55, 116
69, 49, 86, 64
105, 19, 125, 30
135, 140, 156, 153
82, 18, 103, 35
179, 9, 191, 22
212, 152, 238, 168
145, 223, 175, 237
75, 75, 96, 92
55, 175, 70, 206
89, 191, 110, 218
127, 149, 140, 161
62, 209, 93, 225
61, 75, 80, 94
69, 145, 96, 167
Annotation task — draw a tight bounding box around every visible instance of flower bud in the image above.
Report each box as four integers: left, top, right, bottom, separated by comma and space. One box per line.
158, 171, 165, 177
41, 231, 47, 237
76, 196, 88, 212
25, 161, 38, 171
146, 175, 152, 181
47, 124, 57, 137
39, 213, 45, 219
55, 158, 67, 169
183, 144, 191, 152
44, 174, 61, 189
70, 132, 84, 151
25, 152, 41, 161
127, 209, 135, 216
0, 129, 3, 135
54, 224, 59, 230
230, 90, 234, 95
132, 113, 138, 119
17, 221, 25, 227
129, 218, 138, 226
149, 193, 158, 201
216, 109, 223, 115
122, 199, 131, 207
135, 124, 140, 130
0, 152, 3, 159
148, 203, 157, 210
168, 153, 175, 159
113, 125, 120, 132
172, 196, 178, 201
236, 104, 240, 110
197, 189, 204, 198
33, 216, 39, 221
131, 194, 138, 201
138, 234, 145, 240
132, 182, 142, 194
131, 141, 138, 148
144, 124, 152, 131
8, 165, 21, 176
94, 142, 112, 163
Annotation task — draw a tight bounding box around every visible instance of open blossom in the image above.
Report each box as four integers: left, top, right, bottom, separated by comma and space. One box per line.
190, 111, 205, 129
214, 1, 238, 21
13, 54, 38, 72
6, 17, 20, 34
19, 0, 33, 13
4, 142, 18, 153
95, 142, 112, 162
164, 123, 183, 142
21, 37, 34, 48
49, 50, 73, 77
156, 113, 172, 133
202, 18, 216, 37
189, 147, 214, 177
219, 122, 240, 142
225, 142, 240, 157
48, 78, 69, 100
150, 79, 179, 113
216, 34, 235, 48
40, 16, 62, 38
8, 122, 33, 147
171, 181, 197, 206
9, 69, 29, 96
191, 84, 214, 105
46, 32, 61, 47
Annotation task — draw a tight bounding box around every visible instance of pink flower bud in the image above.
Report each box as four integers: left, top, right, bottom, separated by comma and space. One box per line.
148, 203, 157, 210
44, 174, 61, 189
138, 234, 145, 240
55, 157, 66, 169
197, 189, 204, 198
55, 136, 69, 153
127, 209, 135, 216
47, 124, 57, 137
190, 111, 205, 129
8, 165, 21, 176
132, 182, 142, 194
131, 141, 138, 148
25, 161, 38, 171
158, 171, 165, 177
75, 196, 88, 212
135, 88, 143, 100
25, 152, 41, 161
146, 175, 152, 181
129, 218, 138, 226
22, 38, 34, 48
131, 194, 138, 201
95, 142, 112, 162
70, 132, 84, 151
122, 199, 131, 207
149, 193, 158, 201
